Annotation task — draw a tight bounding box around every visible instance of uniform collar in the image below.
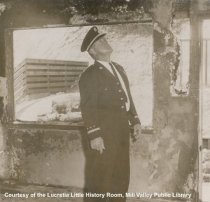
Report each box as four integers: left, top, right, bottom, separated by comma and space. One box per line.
95, 60, 115, 69
96, 60, 110, 68
94, 60, 116, 80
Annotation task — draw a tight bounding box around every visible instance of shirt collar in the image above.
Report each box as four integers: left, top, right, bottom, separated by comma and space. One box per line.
96, 60, 111, 69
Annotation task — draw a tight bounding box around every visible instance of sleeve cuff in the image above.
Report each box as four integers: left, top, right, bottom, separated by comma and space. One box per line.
87, 126, 102, 140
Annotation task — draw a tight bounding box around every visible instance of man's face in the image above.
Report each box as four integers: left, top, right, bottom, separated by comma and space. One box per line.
89, 36, 113, 60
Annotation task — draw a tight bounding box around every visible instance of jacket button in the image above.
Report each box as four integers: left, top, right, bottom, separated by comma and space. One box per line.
99, 67, 103, 70
118, 89, 122, 93
120, 98, 124, 100
121, 106, 125, 109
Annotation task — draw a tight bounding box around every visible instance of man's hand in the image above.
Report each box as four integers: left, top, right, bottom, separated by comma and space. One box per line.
132, 123, 142, 141
90, 137, 105, 154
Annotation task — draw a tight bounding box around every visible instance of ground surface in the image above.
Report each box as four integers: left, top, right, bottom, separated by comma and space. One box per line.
16, 92, 81, 122
0, 181, 182, 202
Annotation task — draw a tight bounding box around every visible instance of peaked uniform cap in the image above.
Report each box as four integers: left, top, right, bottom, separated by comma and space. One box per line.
81, 26, 106, 52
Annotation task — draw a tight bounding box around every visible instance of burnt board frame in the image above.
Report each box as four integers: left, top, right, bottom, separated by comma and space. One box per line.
4, 20, 154, 133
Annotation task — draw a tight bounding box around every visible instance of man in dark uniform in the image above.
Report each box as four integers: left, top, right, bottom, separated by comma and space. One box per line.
79, 27, 141, 202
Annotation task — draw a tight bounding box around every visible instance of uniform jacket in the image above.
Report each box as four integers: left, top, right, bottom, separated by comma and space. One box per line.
79, 60, 140, 140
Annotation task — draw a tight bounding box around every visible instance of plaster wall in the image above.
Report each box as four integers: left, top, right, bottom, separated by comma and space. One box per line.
0, 123, 9, 179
